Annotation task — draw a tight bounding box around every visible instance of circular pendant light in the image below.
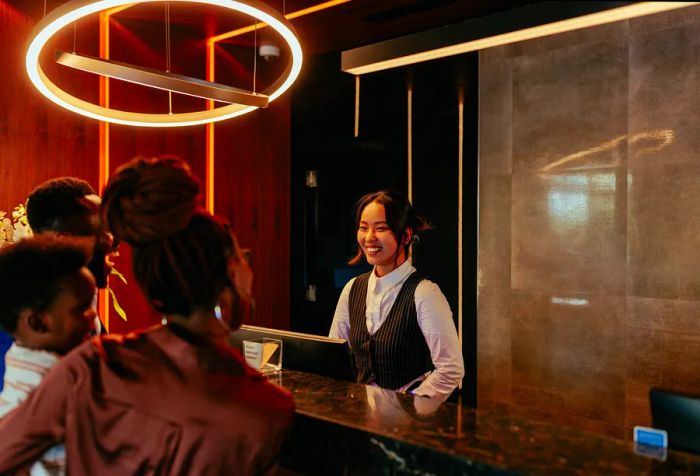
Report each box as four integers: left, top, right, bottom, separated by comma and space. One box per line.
26, 0, 303, 127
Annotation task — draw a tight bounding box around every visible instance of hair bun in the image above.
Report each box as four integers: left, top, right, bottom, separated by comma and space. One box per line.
102, 156, 200, 244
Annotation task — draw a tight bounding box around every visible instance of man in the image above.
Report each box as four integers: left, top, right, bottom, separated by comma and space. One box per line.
26, 177, 114, 333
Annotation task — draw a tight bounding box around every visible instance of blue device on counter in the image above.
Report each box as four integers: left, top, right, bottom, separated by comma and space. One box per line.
633, 426, 668, 448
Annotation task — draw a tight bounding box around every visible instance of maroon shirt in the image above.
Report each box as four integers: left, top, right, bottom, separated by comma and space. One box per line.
0, 325, 294, 475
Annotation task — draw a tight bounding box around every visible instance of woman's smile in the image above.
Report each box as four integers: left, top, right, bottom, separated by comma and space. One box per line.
357, 201, 405, 276
364, 245, 383, 255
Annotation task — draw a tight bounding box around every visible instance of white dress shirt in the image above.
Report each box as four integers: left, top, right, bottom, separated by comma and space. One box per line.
330, 260, 464, 401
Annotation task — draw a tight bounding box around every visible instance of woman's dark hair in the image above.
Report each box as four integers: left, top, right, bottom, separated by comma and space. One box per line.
349, 190, 430, 266
101, 155, 243, 322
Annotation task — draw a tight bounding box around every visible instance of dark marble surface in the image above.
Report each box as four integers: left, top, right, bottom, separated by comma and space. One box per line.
276, 370, 700, 475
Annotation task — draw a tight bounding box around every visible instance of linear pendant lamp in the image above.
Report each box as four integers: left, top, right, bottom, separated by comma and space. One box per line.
341, 1, 694, 75
56, 51, 270, 107
26, 0, 303, 127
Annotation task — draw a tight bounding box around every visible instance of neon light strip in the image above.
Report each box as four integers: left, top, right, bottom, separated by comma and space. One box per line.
57, 50, 270, 106
205, 39, 215, 213
343, 2, 695, 75
209, 0, 350, 43
204, 0, 350, 214
98, 10, 110, 331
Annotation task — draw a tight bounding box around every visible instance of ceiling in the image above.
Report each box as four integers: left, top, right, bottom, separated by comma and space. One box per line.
282, 0, 538, 54
9, 0, 538, 54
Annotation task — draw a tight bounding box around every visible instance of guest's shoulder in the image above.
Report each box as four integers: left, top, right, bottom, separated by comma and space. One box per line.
91, 324, 164, 353
56, 325, 165, 377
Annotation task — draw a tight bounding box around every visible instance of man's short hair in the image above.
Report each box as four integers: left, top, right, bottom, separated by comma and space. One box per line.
26, 177, 96, 233
0, 235, 90, 334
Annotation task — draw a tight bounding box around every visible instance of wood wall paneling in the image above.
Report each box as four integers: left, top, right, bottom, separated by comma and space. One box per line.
0, 3, 99, 213
0, 3, 291, 333
213, 98, 291, 330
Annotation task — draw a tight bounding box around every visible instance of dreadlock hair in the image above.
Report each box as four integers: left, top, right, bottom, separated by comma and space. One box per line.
349, 190, 431, 266
26, 177, 97, 233
0, 235, 91, 334
101, 155, 242, 322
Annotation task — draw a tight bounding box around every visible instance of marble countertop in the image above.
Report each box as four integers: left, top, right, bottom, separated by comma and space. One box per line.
274, 370, 700, 474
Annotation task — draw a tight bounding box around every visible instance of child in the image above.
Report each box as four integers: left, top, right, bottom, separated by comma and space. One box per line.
0, 235, 96, 475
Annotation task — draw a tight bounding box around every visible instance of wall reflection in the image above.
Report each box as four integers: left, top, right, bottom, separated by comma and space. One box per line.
546, 173, 616, 233
550, 297, 589, 306
478, 0, 700, 439
541, 129, 674, 173
543, 130, 673, 234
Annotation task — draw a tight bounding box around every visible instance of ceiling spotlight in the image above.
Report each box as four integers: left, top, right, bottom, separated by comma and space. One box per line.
259, 44, 280, 62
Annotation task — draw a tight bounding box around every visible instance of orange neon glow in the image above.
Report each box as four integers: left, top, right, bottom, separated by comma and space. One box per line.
285, 0, 350, 20
205, 40, 216, 213
98, 12, 110, 193
205, 121, 215, 213
98, 10, 112, 331
209, 0, 350, 43
104, 4, 136, 16
204, 0, 349, 214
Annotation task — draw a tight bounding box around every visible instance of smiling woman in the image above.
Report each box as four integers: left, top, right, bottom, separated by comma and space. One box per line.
329, 190, 464, 401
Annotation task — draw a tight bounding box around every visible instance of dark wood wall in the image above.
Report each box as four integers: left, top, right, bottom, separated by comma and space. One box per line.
0, 2, 290, 333
0, 2, 99, 213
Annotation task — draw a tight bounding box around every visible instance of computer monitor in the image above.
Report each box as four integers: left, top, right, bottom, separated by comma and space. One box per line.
230, 325, 356, 382
650, 388, 700, 454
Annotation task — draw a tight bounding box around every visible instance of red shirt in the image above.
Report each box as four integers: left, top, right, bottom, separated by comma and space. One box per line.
0, 325, 294, 475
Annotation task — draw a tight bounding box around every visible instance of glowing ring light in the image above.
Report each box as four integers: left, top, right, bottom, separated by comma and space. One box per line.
26, 0, 303, 127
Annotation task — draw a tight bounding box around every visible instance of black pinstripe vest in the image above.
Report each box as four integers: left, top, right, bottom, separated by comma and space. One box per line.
348, 270, 434, 390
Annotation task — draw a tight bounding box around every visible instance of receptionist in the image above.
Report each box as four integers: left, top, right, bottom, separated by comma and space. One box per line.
330, 190, 464, 401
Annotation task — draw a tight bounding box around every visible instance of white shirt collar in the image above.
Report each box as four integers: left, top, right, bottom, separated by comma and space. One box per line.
8, 342, 60, 368
368, 259, 415, 295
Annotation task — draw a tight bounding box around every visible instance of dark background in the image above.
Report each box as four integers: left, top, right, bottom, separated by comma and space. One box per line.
290, 51, 478, 403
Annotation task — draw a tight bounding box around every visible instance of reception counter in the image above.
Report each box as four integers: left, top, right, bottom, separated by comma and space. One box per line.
275, 370, 700, 475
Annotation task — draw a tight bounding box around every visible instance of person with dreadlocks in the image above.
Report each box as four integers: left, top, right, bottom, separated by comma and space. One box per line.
0, 155, 294, 475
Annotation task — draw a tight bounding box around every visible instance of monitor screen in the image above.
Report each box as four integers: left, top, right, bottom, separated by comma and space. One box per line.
230, 325, 356, 382
650, 388, 700, 454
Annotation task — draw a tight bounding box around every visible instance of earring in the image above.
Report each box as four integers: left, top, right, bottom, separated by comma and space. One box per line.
214, 302, 232, 332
